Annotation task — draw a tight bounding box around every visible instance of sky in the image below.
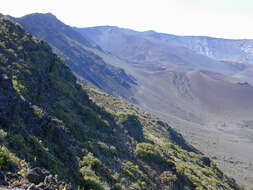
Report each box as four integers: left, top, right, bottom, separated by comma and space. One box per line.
0, 0, 253, 39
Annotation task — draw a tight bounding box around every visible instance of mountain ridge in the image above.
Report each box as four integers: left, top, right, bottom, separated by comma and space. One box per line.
16, 13, 138, 101
76, 26, 252, 76
76, 25, 253, 122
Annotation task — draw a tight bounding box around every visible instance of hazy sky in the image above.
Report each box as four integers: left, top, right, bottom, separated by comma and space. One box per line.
1, 0, 253, 39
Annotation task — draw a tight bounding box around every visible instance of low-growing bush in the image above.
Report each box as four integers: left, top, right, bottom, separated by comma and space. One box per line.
0, 146, 9, 170
135, 143, 167, 166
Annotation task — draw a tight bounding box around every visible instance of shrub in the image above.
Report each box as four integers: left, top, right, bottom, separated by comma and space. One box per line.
80, 153, 109, 190
80, 166, 109, 190
159, 171, 177, 184
113, 183, 126, 190
0, 146, 9, 170
135, 143, 167, 166
0, 129, 7, 142
81, 152, 101, 170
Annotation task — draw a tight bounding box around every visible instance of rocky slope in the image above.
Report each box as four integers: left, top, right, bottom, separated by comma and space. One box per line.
0, 18, 245, 190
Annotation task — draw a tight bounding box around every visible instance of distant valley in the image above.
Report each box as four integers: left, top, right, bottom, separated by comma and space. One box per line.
76, 25, 253, 122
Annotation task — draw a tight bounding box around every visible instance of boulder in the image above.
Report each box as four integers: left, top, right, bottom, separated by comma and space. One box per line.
26, 168, 50, 184
0, 171, 8, 186
201, 156, 212, 167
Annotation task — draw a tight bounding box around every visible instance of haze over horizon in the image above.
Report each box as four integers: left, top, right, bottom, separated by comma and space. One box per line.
1, 0, 253, 39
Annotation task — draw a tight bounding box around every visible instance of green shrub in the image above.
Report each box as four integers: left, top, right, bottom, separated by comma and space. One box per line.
122, 161, 141, 180
0, 146, 9, 170
0, 129, 7, 142
113, 183, 125, 190
135, 143, 167, 166
159, 171, 177, 184
80, 166, 109, 190
81, 152, 101, 169
80, 153, 109, 190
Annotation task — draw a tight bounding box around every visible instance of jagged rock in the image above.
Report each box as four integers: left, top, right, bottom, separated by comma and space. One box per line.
27, 184, 42, 190
35, 182, 47, 189
5, 172, 22, 184
43, 175, 55, 185
201, 156, 212, 167
26, 168, 50, 185
0, 171, 8, 186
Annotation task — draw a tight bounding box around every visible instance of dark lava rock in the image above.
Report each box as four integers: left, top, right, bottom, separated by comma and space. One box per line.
0, 171, 8, 186
5, 172, 22, 183
201, 156, 212, 167
28, 184, 42, 190
26, 168, 50, 184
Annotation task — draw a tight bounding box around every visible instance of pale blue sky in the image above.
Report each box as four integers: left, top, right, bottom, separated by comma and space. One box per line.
1, 0, 253, 39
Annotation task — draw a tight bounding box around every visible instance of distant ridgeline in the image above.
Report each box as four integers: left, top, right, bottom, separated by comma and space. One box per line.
15, 13, 138, 102
0, 17, 245, 190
